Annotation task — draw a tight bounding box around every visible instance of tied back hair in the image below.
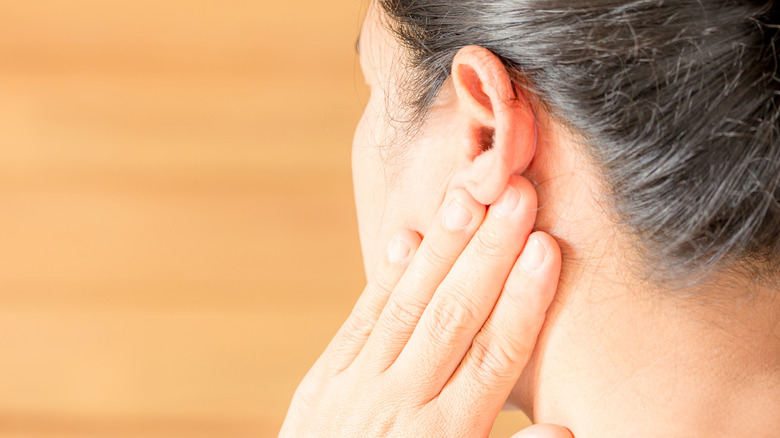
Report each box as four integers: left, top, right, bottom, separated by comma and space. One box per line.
378, 0, 780, 286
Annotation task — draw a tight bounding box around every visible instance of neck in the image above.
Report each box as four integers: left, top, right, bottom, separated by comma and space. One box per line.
517, 114, 780, 436
514, 259, 780, 437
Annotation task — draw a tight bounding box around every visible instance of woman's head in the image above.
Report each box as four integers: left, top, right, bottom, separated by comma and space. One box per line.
352, 0, 780, 427
353, 0, 780, 288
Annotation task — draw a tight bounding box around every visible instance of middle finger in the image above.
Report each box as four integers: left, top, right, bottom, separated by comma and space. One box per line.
393, 176, 538, 396
355, 188, 486, 371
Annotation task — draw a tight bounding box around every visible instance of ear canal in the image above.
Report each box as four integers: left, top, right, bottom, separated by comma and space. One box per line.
478, 127, 495, 152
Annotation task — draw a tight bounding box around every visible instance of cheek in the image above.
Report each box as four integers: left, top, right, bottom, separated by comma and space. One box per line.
352, 99, 391, 274
351, 96, 455, 278
351, 100, 424, 275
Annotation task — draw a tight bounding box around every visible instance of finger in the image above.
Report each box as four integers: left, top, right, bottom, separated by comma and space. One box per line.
322, 229, 422, 373
394, 176, 538, 393
511, 423, 574, 438
356, 189, 486, 370
440, 232, 561, 416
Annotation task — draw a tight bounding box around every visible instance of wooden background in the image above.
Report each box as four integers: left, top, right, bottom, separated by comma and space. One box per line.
0, 1, 530, 436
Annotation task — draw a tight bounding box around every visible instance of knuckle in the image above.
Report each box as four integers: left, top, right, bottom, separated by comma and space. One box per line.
468, 335, 516, 380
423, 295, 477, 342
472, 229, 511, 260
340, 312, 374, 343
419, 244, 451, 269
325, 314, 375, 373
383, 297, 426, 331
372, 271, 398, 295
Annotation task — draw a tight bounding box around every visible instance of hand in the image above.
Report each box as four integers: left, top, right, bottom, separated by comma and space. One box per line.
280, 177, 569, 437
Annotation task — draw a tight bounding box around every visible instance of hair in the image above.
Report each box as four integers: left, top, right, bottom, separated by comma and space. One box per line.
377, 0, 780, 285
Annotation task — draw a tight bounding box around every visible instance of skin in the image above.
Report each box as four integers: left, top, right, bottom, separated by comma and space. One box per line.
280, 2, 571, 436
280, 178, 570, 437
284, 2, 780, 436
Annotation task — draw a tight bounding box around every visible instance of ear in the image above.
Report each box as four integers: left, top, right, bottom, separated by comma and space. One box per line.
448, 45, 537, 205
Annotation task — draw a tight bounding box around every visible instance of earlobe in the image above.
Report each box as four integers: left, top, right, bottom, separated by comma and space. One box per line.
449, 46, 537, 206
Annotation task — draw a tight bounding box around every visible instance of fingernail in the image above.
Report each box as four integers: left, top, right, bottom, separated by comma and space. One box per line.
520, 236, 546, 271
387, 235, 410, 264
443, 199, 473, 230
494, 186, 520, 216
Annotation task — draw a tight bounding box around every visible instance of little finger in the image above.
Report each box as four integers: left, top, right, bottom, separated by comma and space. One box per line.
322, 229, 422, 373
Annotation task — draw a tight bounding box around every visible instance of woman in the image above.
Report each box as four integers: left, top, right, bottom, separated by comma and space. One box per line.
282, 0, 780, 436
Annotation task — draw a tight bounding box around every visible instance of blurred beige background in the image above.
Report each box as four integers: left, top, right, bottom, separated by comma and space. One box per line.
0, 1, 529, 436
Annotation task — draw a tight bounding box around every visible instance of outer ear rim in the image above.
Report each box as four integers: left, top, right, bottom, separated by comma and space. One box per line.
449, 45, 538, 206
451, 46, 519, 126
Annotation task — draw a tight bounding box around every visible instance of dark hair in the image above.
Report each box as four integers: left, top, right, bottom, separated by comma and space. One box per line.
378, 0, 780, 284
